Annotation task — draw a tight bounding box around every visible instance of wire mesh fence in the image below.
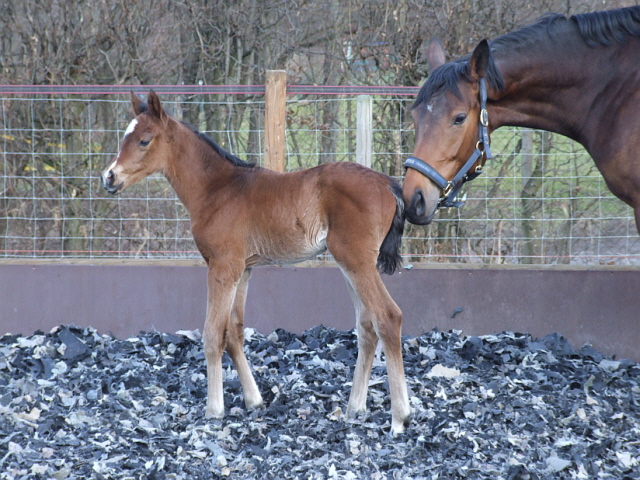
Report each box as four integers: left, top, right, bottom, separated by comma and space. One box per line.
1, 86, 639, 265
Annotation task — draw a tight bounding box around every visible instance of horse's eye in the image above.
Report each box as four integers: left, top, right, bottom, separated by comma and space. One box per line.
139, 139, 150, 147
453, 114, 467, 125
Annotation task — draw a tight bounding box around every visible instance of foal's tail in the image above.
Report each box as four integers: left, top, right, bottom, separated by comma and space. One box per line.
377, 180, 405, 275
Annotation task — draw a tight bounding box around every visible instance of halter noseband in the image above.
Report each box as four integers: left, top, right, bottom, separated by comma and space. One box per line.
404, 77, 492, 209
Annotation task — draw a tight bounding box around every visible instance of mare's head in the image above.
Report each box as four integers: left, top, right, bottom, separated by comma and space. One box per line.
403, 39, 498, 225
101, 90, 171, 194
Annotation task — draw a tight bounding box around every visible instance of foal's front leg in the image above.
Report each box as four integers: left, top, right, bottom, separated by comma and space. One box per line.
225, 268, 263, 411
203, 263, 243, 418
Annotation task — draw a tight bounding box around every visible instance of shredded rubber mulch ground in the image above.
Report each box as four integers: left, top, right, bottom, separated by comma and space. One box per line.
1, 324, 639, 479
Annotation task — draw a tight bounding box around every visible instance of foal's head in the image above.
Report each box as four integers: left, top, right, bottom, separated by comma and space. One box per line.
101, 90, 171, 194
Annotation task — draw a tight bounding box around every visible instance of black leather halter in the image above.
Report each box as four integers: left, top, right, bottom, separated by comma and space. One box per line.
404, 78, 492, 209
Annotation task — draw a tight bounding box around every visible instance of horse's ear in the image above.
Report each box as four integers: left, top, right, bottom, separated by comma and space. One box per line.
468, 39, 490, 80
426, 37, 447, 71
147, 90, 166, 120
130, 91, 145, 116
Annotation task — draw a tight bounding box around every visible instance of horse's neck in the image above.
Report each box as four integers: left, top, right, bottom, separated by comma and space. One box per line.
489, 34, 615, 146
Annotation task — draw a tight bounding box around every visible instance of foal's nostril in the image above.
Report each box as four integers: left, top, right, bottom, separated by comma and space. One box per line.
102, 170, 114, 188
101, 170, 122, 194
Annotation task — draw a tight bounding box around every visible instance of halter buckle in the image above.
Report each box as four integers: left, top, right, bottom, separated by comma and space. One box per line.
443, 182, 454, 197
480, 108, 489, 127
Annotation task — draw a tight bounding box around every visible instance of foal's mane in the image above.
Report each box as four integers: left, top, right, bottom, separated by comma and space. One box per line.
137, 99, 255, 168
413, 6, 640, 108
181, 122, 255, 169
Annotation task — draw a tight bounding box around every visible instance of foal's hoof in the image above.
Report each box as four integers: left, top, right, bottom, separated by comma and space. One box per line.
345, 410, 368, 425
246, 400, 265, 412
345, 405, 366, 421
204, 407, 224, 419
245, 402, 266, 412
391, 413, 412, 436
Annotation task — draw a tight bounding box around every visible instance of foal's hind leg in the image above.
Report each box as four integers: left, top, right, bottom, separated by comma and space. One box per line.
634, 207, 640, 236
334, 256, 411, 434
225, 268, 263, 411
343, 280, 378, 416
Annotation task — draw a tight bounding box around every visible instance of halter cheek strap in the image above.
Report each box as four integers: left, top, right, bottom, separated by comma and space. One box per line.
404, 77, 492, 209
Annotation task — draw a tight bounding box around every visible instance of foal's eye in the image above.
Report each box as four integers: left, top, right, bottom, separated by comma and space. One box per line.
139, 139, 150, 147
453, 114, 467, 125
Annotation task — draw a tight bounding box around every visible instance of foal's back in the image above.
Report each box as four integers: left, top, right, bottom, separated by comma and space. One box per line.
197, 161, 399, 269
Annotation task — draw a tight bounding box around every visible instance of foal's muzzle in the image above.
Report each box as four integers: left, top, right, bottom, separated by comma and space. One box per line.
101, 170, 123, 195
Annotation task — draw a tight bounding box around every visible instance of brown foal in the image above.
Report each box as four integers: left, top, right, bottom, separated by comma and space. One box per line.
101, 91, 411, 433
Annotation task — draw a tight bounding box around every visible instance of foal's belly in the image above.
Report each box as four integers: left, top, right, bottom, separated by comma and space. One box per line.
246, 224, 328, 267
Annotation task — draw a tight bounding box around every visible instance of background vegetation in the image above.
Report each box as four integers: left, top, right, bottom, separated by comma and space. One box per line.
1, 0, 639, 263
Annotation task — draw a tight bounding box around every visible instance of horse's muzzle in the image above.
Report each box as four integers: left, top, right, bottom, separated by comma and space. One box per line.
101, 170, 123, 195
405, 189, 435, 225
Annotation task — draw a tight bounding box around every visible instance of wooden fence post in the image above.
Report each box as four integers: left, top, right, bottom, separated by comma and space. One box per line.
264, 70, 287, 172
356, 95, 373, 168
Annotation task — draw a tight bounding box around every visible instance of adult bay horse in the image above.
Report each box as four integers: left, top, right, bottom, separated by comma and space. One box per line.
403, 6, 640, 231
101, 91, 411, 434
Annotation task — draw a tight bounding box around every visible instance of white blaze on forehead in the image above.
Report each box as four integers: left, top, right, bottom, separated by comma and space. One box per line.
427, 102, 434, 113
115, 118, 139, 165
123, 118, 138, 138
102, 118, 138, 183
105, 156, 119, 173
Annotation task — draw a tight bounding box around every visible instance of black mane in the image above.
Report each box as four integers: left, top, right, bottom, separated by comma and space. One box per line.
571, 6, 640, 46
413, 6, 640, 109
491, 6, 640, 50
412, 55, 504, 109
183, 122, 255, 168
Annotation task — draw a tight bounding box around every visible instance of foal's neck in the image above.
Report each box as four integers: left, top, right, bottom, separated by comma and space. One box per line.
163, 123, 237, 215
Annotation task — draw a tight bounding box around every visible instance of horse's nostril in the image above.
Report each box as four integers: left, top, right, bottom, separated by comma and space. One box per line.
413, 190, 426, 217
107, 171, 114, 183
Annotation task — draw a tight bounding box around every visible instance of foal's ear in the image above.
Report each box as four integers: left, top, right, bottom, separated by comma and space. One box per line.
467, 39, 491, 80
130, 91, 145, 116
147, 90, 167, 120
425, 37, 447, 71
